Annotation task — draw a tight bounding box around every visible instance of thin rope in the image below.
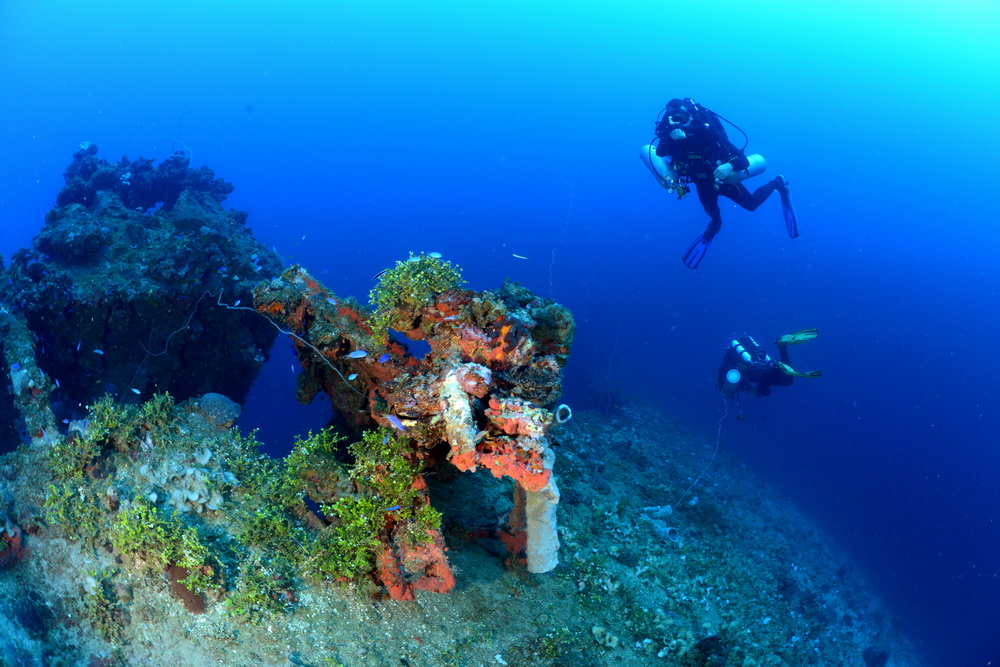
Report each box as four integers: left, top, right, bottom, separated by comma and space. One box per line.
673, 393, 728, 507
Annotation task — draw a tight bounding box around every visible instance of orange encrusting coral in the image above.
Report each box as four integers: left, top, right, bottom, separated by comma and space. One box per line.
0, 525, 25, 571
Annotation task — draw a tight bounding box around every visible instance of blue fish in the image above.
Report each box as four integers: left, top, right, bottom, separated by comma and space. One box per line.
327, 297, 338, 306
382, 433, 390, 445
383, 505, 402, 512
346, 350, 368, 359
347, 373, 358, 381
378, 353, 391, 363
386, 414, 406, 432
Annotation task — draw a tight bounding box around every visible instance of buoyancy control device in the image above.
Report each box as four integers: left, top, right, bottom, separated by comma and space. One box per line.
640, 144, 766, 195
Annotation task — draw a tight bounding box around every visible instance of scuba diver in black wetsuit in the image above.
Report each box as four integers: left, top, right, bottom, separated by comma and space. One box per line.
640, 98, 799, 269
717, 329, 821, 420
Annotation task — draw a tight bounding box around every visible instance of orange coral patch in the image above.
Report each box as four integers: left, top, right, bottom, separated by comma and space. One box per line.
406, 532, 455, 594
378, 547, 415, 601
476, 440, 551, 492
449, 450, 477, 473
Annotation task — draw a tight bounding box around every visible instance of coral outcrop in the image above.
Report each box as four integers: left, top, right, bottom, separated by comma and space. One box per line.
0, 144, 283, 421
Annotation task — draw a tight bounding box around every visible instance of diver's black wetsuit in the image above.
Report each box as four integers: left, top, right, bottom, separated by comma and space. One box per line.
655, 106, 781, 242
716, 336, 793, 398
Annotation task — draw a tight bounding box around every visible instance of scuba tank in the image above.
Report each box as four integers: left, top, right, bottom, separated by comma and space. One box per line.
732, 337, 770, 363
640, 144, 677, 189
731, 338, 753, 363
721, 153, 766, 184
640, 144, 687, 198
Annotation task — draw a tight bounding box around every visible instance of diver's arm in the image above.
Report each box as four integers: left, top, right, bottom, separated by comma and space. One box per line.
718, 134, 750, 171
654, 139, 672, 158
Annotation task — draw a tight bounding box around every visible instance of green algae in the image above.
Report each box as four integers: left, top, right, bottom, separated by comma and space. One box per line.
368, 253, 465, 343
34, 394, 446, 623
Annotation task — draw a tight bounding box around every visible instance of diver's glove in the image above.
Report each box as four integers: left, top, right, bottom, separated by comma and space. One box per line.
669, 128, 686, 141
713, 162, 734, 183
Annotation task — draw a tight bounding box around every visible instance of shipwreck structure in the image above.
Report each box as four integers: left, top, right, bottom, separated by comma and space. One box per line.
254, 261, 574, 592
0, 146, 575, 601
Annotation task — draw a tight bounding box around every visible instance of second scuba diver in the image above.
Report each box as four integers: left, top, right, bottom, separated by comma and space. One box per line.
641, 98, 799, 269
717, 329, 821, 420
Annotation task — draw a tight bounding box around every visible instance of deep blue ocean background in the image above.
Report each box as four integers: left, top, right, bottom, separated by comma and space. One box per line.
2, 1, 998, 664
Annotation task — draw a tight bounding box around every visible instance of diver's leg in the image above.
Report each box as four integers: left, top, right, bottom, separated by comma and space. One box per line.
777, 345, 791, 364
724, 179, 782, 212
695, 183, 722, 239
682, 182, 723, 268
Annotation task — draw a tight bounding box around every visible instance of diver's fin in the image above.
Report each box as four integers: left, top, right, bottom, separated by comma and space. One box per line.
682, 233, 711, 269
777, 361, 821, 378
775, 328, 818, 346
777, 175, 799, 239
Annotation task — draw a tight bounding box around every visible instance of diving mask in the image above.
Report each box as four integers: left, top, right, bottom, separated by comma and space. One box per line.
667, 109, 690, 126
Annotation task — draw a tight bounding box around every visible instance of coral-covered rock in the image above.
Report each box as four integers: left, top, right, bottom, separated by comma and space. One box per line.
0, 146, 283, 412
196, 393, 242, 429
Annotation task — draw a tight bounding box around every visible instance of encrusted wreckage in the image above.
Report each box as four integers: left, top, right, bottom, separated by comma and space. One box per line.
254, 262, 575, 596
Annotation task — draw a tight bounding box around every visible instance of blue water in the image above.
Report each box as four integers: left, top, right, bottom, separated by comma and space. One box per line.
2, 1, 998, 663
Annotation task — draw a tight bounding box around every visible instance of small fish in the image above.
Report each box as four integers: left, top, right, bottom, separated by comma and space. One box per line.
131, 388, 141, 395
512, 254, 529, 260
372, 267, 391, 281
346, 350, 368, 359
327, 297, 338, 306
383, 505, 402, 512
347, 373, 358, 381
234, 299, 241, 306
94, 349, 104, 355
386, 414, 406, 432
427, 252, 442, 259
62, 419, 69, 424
10, 363, 20, 371
382, 433, 390, 445
54, 379, 60, 388
291, 364, 295, 372
76, 342, 81, 351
